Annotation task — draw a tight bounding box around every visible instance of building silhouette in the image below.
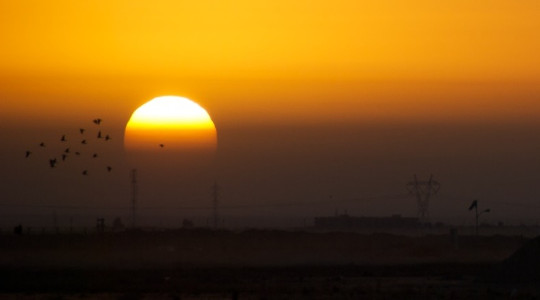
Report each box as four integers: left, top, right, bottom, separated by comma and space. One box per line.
314, 214, 420, 230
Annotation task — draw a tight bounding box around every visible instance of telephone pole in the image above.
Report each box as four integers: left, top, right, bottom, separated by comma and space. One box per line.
407, 174, 440, 223
130, 169, 138, 228
211, 181, 220, 229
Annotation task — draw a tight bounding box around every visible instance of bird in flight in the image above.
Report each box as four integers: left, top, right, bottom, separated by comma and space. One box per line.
107, 166, 112, 172
93, 153, 98, 158
49, 158, 57, 168
61, 135, 66, 142
79, 128, 85, 134
61, 154, 67, 161
39, 142, 45, 147
64, 148, 70, 153
105, 134, 111, 141
25, 151, 31, 158
93, 118, 102, 125
97, 131, 102, 139
159, 144, 164, 148
82, 170, 88, 175
81, 140, 87, 145
75, 152, 81, 155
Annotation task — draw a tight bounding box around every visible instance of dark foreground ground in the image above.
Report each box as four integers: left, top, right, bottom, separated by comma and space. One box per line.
0, 229, 537, 299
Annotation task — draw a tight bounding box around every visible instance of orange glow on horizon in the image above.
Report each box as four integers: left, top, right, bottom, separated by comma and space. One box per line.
0, 1, 539, 126
0, 1, 538, 81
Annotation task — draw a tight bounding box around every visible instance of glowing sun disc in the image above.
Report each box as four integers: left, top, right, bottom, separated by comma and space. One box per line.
124, 96, 217, 152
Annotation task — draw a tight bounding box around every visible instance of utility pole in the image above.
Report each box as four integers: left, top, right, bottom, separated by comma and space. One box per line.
407, 174, 441, 223
52, 210, 58, 233
469, 200, 490, 236
211, 181, 220, 229
130, 169, 138, 228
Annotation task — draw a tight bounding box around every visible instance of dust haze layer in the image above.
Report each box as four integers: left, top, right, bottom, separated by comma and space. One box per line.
3, 117, 540, 228
0, 1, 539, 230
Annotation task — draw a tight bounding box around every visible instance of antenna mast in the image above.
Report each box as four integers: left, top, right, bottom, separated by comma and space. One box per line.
130, 169, 138, 228
406, 174, 440, 223
211, 181, 220, 229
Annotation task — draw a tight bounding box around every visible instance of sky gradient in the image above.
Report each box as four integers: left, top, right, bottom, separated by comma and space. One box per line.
1, 1, 539, 228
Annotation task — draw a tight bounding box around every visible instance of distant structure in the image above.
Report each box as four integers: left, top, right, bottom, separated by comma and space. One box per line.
182, 219, 194, 229
13, 224, 23, 235
211, 181, 220, 229
96, 218, 105, 233
314, 214, 420, 230
112, 217, 125, 232
52, 210, 58, 232
407, 174, 440, 223
130, 169, 138, 228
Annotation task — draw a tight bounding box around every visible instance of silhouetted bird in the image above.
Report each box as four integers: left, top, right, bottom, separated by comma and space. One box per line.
97, 131, 102, 138
93, 118, 102, 125
61, 154, 67, 161
82, 170, 88, 175
25, 151, 31, 158
81, 139, 87, 145
49, 158, 57, 168
159, 144, 164, 148
61, 135, 66, 142
93, 153, 98, 158
105, 134, 111, 141
79, 128, 85, 134
469, 200, 478, 211
107, 166, 112, 172
75, 152, 80, 155
39, 142, 45, 147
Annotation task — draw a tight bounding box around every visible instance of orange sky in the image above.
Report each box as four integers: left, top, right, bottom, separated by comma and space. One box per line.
3, 1, 540, 225
1, 0, 539, 126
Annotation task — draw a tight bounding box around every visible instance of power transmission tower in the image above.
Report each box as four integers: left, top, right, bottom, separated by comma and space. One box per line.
211, 181, 220, 229
130, 169, 138, 228
406, 174, 440, 223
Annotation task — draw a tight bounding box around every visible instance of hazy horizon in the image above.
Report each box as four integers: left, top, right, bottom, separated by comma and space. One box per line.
3, 119, 540, 228
1, 1, 539, 229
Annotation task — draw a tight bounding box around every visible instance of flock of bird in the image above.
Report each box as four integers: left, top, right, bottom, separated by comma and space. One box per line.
25, 118, 113, 176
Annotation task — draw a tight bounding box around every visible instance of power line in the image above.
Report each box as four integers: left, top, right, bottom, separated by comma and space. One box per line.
0, 203, 129, 210
0, 193, 413, 211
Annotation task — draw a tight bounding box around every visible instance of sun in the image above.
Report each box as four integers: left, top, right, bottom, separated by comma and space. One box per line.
124, 96, 217, 153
